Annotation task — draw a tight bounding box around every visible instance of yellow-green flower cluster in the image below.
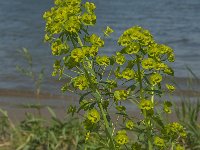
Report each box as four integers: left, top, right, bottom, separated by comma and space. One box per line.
142, 57, 170, 73
81, 13, 96, 26
154, 136, 165, 147
163, 101, 172, 114
118, 26, 154, 48
82, 2, 96, 26
52, 60, 61, 76
96, 55, 110, 66
139, 99, 154, 110
115, 52, 126, 65
166, 84, 175, 92
51, 39, 69, 55
147, 44, 175, 62
175, 144, 185, 150
121, 68, 135, 80
149, 73, 162, 85
168, 53, 175, 62
82, 46, 98, 57
164, 122, 187, 138
84, 2, 96, 14
114, 90, 129, 101
55, 0, 81, 6
163, 67, 174, 76
65, 16, 81, 33
104, 26, 114, 37
86, 109, 100, 124
115, 130, 129, 145
43, 0, 82, 36
43, 0, 97, 46
89, 34, 104, 47
114, 67, 135, 80
71, 48, 85, 62
117, 27, 175, 81
124, 42, 140, 54
154, 62, 167, 71
126, 120, 134, 129
141, 58, 155, 70
73, 75, 89, 90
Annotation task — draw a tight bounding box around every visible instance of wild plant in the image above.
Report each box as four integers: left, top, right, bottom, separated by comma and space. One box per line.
174, 68, 200, 150
16, 48, 46, 115
13, 112, 84, 150
16, 48, 45, 96
43, 0, 187, 149
0, 109, 10, 145
0, 108, 85, 150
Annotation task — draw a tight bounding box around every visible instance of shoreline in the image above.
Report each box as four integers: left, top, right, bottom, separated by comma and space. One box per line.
1, 73, 200, 122
0, 86, 199, 123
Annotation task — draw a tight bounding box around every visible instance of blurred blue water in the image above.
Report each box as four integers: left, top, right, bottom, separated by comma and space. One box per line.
0, 0, 200, 93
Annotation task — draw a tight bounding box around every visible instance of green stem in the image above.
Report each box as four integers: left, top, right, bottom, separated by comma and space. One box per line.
146, 118, 153, 150
148, 139, 153, 150
151, 86, 155, 103
63, 73, 73, 79
136, 55, 153, 150
77, 35, 83, 47
69, 35, 77, 48
84, 64, 115, 148
136, 55, 143, 98
144, 110, 153, 150
101, 66, 106, 78
96, 91, 116, 149
77, 33, 115, 149
107, 65, 114, 80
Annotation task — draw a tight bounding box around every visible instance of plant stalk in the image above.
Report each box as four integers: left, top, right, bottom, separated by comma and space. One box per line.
136, 55, 143, 98
77, 34, 116, 149
96, 91, 116, 149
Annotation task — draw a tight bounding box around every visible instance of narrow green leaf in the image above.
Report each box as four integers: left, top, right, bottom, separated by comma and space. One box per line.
47, 106, 57, 118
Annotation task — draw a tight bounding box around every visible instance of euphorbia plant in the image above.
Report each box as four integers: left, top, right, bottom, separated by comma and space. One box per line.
43, 0, 186, 149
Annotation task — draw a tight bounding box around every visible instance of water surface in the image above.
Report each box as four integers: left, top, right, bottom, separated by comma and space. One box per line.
0, 0, 200, 95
